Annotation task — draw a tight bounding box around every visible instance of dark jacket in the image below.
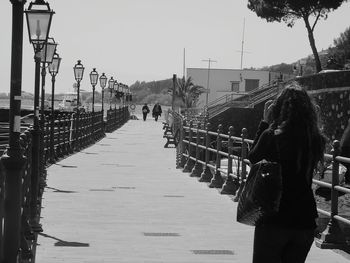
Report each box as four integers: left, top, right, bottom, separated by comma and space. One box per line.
152, 104, 162, 116
142, 105, 150, 114
248, 121, 318, 229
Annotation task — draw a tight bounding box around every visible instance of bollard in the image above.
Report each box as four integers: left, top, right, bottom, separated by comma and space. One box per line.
183, 121, 195, 173
221, 126, 238, 195
234, 128, 248, 202
199, 122, 212, 182
316, 140, 347, 249
209, 124, 224, 188
190, 123, 203, 177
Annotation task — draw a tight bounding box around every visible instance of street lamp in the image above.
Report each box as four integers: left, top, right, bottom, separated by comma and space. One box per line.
108, 77, 114, 110
114, 80, 119, 109
89, 68, 99, 113
39, 37, 56, 170
120, 83, 125, 108
99, 73, 107, 117
73, 60, 84, 150
25, 0, 54, 235
25, 0, 54, 52
48, 52, 61, 162
2, 1, 30, 262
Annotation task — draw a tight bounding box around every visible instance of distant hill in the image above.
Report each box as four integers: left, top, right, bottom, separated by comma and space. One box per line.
129, 79, 173, 106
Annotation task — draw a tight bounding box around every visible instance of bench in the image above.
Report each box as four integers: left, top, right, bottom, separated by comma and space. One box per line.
164, 129, 180, 148
163, 123, 173, 137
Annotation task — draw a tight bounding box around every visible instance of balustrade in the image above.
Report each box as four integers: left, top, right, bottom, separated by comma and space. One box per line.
173, 111, 350, 250
0, 106, 129, 262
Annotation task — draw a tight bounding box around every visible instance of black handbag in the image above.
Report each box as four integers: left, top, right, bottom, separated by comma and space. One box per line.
237, 159, 282, 226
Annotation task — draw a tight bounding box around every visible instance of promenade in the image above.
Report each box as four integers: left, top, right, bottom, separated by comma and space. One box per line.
36, 115, 349, 263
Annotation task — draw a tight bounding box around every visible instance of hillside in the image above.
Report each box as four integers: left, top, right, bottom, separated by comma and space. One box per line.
129, 79, 173, 106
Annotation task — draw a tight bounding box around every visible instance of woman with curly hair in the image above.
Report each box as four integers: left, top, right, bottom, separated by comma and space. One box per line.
248, 82, 326, 263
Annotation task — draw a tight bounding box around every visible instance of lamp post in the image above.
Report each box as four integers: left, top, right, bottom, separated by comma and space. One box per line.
73, 60, 84, 150
89, 68, 98, 140
89, 68, 99, 113
121, 84, 125, 108
48, 52, 61, 162
99, 73, 107, 117
39, 37, 56, 174
114, 80, 119, 109
108, 77, 114, 110
25, 0, 54, 236
1, 1, 27, 262
39, 37, 57, 115
99, 73, 107, 133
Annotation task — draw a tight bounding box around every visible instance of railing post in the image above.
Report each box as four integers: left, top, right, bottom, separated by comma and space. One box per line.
177, 119, 187, 169
62, 114, 68, 155
234, 128, 248, 202
209, 124, 224, 188
183, 120, 195, 173
101, 109, 105, 135
316, 140, 347, 249
175, 117, 183, 168
1, 151, 26, 263
190, 123, 203, 177
91, 111, 95, 142
221, 126, 238, 195
71, 113, 76, 151
199, 122, 212, 182
48, 111, 54, 163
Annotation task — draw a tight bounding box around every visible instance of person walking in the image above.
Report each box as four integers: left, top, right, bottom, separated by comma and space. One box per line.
248, 82, 326, 263
142, 103, 150, 121
152, 102, 162, 121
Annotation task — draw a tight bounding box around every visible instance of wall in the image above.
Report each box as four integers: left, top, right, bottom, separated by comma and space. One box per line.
208, 105, 264, 140
297, 70, 350, 141
187, 68, 291, 108
209, 70, 350, 142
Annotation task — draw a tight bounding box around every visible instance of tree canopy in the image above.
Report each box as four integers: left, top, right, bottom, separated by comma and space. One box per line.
176, 77, 205, 109
247, 0, 347, 73
329, 26, 350, 68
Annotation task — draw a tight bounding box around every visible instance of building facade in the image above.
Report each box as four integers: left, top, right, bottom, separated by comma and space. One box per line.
187, 68, 293, 107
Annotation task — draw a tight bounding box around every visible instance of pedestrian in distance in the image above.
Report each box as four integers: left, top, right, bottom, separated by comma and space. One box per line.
248, 82, 326, 263
152, 102, 162, 122
142, 103, 150, 121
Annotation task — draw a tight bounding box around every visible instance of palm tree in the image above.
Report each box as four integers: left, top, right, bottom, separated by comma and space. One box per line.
176, 77, 205, 109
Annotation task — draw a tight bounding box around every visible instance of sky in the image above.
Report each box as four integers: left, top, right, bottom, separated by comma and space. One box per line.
0, 0, 350, 95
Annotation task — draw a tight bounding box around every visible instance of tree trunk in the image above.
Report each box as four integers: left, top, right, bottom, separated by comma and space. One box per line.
303, 16, 322, 73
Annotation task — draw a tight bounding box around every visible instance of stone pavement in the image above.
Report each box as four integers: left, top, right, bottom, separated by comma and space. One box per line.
36, 116, 350, 263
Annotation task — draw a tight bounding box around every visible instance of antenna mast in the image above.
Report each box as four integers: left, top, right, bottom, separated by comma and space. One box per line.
183, 48, 186, 79
240, 18, 245, 70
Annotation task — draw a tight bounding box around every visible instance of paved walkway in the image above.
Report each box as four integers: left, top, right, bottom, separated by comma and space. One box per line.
36, 116, 349, 263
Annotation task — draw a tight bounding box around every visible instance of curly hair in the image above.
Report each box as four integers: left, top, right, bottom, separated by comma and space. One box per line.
271, 82, 326, 175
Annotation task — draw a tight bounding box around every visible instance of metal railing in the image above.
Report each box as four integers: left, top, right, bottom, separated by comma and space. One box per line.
0, 106, 129, 262
173, 118, 350, 250
204, 80, 286, 119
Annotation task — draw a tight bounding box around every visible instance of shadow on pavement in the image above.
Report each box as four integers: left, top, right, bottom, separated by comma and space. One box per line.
39, 233, 90, 247
45, 186, 77, 193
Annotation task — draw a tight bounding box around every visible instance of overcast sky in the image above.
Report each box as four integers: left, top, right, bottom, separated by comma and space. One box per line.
1, 0, 349, 94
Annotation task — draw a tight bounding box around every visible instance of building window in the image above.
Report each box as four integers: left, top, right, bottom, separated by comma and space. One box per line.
231, 81, 240, 92
245, 79, 260, 92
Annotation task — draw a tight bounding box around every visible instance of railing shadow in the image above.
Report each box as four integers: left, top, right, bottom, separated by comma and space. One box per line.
38, 233, 89, 247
